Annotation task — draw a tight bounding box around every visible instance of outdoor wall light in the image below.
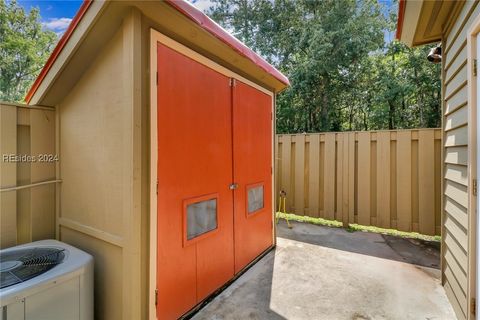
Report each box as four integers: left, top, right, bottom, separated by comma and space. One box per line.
427, 45, 442, 63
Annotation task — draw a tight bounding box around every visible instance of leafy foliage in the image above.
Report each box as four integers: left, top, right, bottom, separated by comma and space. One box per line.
0, 0, 56, 102
208, 0, 441, 133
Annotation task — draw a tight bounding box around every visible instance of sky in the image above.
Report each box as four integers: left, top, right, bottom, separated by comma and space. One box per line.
17, 1, 82, 35
16, 0, 214, 35
17, 0, 394, 39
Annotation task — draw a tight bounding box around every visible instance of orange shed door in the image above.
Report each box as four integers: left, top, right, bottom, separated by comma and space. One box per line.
156, 43, 234, 319
232, 80, 273, 273
155, 37, 274, 319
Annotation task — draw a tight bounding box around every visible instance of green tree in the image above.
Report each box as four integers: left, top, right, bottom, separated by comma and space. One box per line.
208, 0, 441, 133
209, 0, 387, 132
0, 0, 56, 102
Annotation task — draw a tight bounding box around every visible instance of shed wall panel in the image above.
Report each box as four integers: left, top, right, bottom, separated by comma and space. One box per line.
58, 13, 146, 319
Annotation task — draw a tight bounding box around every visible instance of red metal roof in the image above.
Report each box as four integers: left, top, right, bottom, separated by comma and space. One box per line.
25, 0, 289, 103
165, 0, 289, 86
395, 0, 406, 40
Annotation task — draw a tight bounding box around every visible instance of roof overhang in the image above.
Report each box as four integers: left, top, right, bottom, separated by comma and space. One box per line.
396, 0, 464, 47
26, 0, 289, 106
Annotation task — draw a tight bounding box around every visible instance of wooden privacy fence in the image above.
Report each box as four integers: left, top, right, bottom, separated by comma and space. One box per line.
275, 129, 442, 236
0, 102, 56, 249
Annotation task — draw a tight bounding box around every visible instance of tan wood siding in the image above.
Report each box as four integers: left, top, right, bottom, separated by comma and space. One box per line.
445, 146, 469, 165
445, 126, 468, 147
445, 164, 468, 186
445, 84, 467, 115
446, 47, 467, 81
445, 228, 469, 268
445, 266, 468, 319
57, 11, 147, 319
445, 105, 468, 130
442, 2, 479, 318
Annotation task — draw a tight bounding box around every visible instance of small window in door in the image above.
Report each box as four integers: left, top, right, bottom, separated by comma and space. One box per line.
186, 197, 218, 240
247, 184, 264, 214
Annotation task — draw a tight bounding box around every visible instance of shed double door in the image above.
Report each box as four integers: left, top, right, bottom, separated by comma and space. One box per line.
155, 41, 273, 319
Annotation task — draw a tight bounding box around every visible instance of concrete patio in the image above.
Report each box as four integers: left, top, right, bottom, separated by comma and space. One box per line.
193, 221, 456, 320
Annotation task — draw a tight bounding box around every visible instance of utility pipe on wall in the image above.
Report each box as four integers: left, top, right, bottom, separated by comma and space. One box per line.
0, 179, 62, 193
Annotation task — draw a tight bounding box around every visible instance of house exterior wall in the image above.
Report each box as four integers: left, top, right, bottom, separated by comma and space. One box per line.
56, 9, 147, 320
442, 2, 480, 319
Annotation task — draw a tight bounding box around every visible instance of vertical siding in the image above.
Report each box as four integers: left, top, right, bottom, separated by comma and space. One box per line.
443, 2, 480, 319
58, 11, 147, 320
59, 28, 125, 320
0, 103, 56, 249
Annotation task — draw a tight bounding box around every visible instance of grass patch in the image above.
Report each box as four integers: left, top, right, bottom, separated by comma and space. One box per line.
276, 212, 441, 242
277, 212, 343, 228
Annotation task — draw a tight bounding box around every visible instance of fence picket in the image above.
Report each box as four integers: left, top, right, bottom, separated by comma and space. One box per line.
357, 132, 371, 226
336, 134, 344, 222
419, 130, 435, 235
376, 132, 391, 228
324, 134, 336, 220
294, 135, 305, 215
308, 134, 320, 217
281, 135, 292, 212
396, 131, 412, 232
348, 133, 355, 224
341, 134, 350, 226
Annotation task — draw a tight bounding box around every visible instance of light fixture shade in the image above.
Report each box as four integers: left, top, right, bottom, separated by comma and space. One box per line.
427, 45, 442, 63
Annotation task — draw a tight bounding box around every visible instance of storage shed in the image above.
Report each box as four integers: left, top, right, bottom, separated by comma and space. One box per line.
397, 1, 480, 319
18, 0, 289, 319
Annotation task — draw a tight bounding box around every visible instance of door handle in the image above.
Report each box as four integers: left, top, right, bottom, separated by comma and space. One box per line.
229, 183, 239, 190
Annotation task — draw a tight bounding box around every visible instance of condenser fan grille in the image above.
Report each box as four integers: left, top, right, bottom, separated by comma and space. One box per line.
0, 247, 65, 289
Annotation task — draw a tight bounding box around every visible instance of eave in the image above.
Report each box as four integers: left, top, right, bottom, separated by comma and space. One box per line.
26, 0, 289, 106
396, 0, 464, 47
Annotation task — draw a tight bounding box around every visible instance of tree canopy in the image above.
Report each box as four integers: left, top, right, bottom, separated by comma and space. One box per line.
0, 0, 56, 102
209, 0, 441, 133
0, 0, 441, 132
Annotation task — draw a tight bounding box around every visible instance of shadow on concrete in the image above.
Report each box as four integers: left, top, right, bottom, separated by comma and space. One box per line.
192, 249, 286, 320
276, 220, 440, 269
194, 219, 454, 320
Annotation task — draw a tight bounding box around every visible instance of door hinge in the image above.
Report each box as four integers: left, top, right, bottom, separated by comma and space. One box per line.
229, 78, 236, 87
473, 179, 477, 196
156, 180, 158, 195
156, 71, 159, 85
474, 60, 478, 77
155, 289, 158, 306
471, 297, 476, 316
